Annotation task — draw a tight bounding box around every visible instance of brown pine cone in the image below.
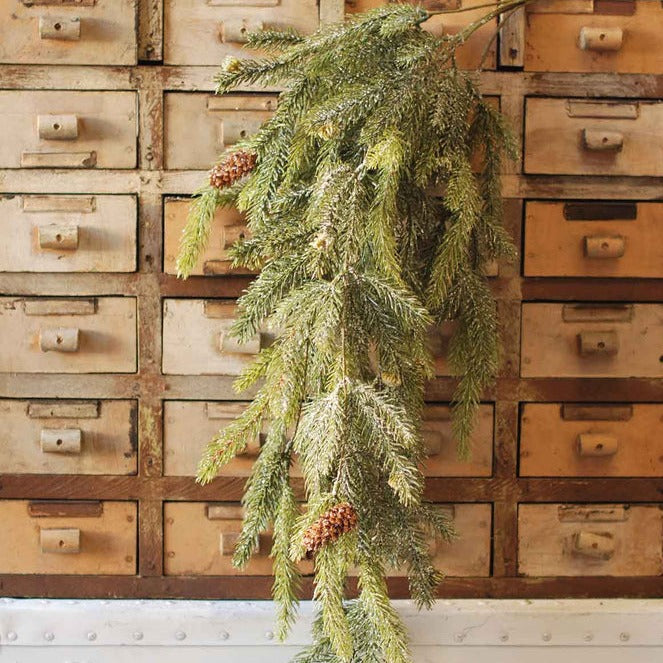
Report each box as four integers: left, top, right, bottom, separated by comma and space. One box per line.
209, 150, 257, 189
303, 502, 358, 557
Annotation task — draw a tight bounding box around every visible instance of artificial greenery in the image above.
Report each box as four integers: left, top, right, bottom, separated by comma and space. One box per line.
177, 2, 525, 661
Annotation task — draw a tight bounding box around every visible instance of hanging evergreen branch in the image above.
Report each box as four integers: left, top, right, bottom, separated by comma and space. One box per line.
178, 2, 528, 661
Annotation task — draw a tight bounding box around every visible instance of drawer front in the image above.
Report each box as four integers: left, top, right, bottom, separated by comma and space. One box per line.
525, 0, 663, 74
0, 399, 137, 475
164, 93, 277, 170
521, 303, 663, 378
429, 321, 454, 377
524, 98, 663, 177
0, 500, 137, 575
518, 503, 663, 577
0, 91, 137, 169
524, 201, 663, 278
520, 403, 663, 478
162, 299, 276, 376
0, 0, 137, 65
346, 0, 496, 70
0, 297, 137, 374
163, 198, 254, 276
164, 502, 314, 576
164, 0, 319, 65
0, 194, 137, 273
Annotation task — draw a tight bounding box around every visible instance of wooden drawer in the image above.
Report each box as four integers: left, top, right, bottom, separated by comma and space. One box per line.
164, 93, 277, 170
0, 399, 137, 475
521, 303, 663, 378
346, 0, 496, 70
524, 201, 663, 278
525, 0, 663, 74
0, 0, 136, 65
524, 98, 663, 177
163, 401, 493, 477
0, 194, 137, 273
162, 299, 277, 376
164, 502, 314, 576
521, 403, 663, 478
0, 91, 137, 169
0, 500, 137, 575
163, 198, 254, 276
0, 297, 137, 374
163, 0, 319, 65
518, 503, 663, 577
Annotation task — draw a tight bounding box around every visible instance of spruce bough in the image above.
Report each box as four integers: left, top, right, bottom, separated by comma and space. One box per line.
178, 3, 524, 661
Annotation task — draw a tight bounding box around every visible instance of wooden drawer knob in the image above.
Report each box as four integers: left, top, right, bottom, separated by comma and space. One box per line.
422, 429, 443, 457
220, 18, 264, 43
40, 528, 81, 554
38, 224, 80, 251
219, 330, 261, 355
582, 129, 624, 152
583, 235, 625, 259
39, 16, 81, 41
576, 433, 618, 457
238, 433, 263, 457
38, 114, 79, 141
579, 26, 623, 52
577, 330, 619, 357
40, 428, 82, 454
571, 531, 615, 561
40, 327, 80, 353
222, 225, 248, 250
219, 531, 242, 557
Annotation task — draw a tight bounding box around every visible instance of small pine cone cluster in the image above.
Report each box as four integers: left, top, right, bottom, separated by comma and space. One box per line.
209, 150, 257, 189
303, 502, 359, 556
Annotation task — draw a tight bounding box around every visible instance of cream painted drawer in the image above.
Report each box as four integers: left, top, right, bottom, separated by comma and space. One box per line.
525, 0, 663, 74
0, 0, 137, 65
520, 403, 663, 478
0, 91, 137, 169
518, 503, 663, 577
520, 303, 663, 378
524, 98, 663, 177
0, 297, 137, 374
0, 399, 137, 475
0, 500, 137, 575
0, 194, 137, 273
524, 201, 663, 278
162, 299, 276, 376
164, 93, 276, 170
164, 0, 319, 65
163, 198, 254, 276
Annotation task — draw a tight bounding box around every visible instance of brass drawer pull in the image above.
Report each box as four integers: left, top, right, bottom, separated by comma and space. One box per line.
40, 528, 81, 554
576, 433, 618, 457
40, 428, 82, 454
583, 235, 625, 259
571, 531, 615, 561
39, 16, 81, 41
38, 224, 79, 251
579, 26, 623, 52
38, 114, 79, 141
577, 330, 619, 357
582, 128, 624, 152
40, 327, 80, 353
220, 18, 264, 43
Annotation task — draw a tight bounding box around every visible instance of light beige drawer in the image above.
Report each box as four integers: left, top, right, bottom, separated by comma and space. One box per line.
0, 399, 137, 475
524, 98, 663, 177
164, 93, 276, 170
0, 91, 137, 169
346, 0, 496, 70
524, 201, 663, 278
163, 197, 254, 276
0, 297, 137, 374
525, 0, 663, 74
0, 500, 137, 575
520, 403, 663, 478
164, 0, 319, 65
162, 299, 276, 376
0, 0, 136, 65
0, 194, 137, 273
164, 502, 314, 576
521, 303, 663, 378
518, 503, 663, 577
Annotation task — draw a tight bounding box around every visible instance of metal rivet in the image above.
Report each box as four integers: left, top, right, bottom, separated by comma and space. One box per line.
500, 633, 509, 642
219, 630, 230, 641
583, 632, 594, 642
175, 631, 187, 641
542, 632, 552, 642
6, 631, 17, 642
620, 632, 630, 642
87, 631, 97, 642
265, 630, 275, 641
44, 631, 55, 642
133, 631, 144, 641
